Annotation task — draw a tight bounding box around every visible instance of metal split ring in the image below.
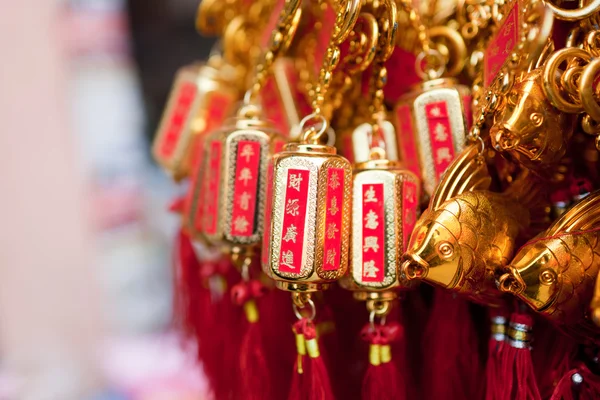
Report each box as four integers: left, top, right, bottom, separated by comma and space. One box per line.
292, 297, 316, 321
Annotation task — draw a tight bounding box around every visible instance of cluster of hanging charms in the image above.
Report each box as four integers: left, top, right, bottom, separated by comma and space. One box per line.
153, 0, 600, 399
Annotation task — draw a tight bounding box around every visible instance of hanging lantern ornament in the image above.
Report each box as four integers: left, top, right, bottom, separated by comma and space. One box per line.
393, 0, 471, 197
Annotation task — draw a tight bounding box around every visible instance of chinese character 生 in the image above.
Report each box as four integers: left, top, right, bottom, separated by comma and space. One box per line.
364, 186, 377, 203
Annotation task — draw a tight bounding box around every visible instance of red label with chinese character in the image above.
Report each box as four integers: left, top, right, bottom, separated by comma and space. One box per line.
425, 101, 456, 179
202, 140, 222, 235
361, 184, 385, 283
230, 141, 261, 237
261, 161, 275, 266
158, 81, 197, 160
322, 168, 344, 271
402, 180, 418, 251
279, 169, 310, 274
463, 94, 473, 131
396, 104, 420, 178
385, 48, 421, 104
185, 139, 205, 225
484, 2, 518, 88
314, 5, 336, 77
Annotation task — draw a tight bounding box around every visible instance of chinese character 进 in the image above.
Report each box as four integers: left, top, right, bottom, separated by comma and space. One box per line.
240, 144, 255, 163
363, 260, 379, 278
238, 167, 253, 186
329, 196, 339, 216
285, 198, 300, 216
326, 249, 336, 266
433, 123, 448, 142
364, 209, 379, 230
328, 171, 340, 190
326, 223, 339, 240
364, 186, 377, 203
233, 216, 250, 233
281, 250, 295, 269
288, 173, 303, 192
238, 191, 251, 211
435, 147, 453, 165
363, 236, 380, 252
283, 224, 298, 243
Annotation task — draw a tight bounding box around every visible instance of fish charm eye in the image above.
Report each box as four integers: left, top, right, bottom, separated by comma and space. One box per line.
539, 269, 557, 286
437, 242, 454, 258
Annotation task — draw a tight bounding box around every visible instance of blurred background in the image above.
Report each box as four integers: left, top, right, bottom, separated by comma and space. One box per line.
1, 1, 215, 399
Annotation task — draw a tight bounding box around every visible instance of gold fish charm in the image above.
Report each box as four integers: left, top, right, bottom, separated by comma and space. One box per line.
498, 190, 600, 345
401, 144, 537, 305
489, 66, 576, 174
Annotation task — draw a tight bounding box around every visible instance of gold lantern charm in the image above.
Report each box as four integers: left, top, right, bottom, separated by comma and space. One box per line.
348, 159, 419, 294
186, 104, 285, 247
394, 79, 471, 196
152, 57, 238, 181
262, 119, 352, 292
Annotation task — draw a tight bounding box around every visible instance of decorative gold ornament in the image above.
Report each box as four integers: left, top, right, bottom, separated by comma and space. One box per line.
401, 144, 540, 305
498, 190, 600, 345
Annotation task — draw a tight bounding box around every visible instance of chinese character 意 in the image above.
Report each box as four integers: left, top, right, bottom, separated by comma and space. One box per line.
288, 173, 303, 192
285, 198, 300, 216
364, 210, 379, 230
281, 250, 295, 269
283, 224, 298, 243
363, 260, 379, 278
435, 147, 453, 165
329, 196, 339, 216
238, 191, 251, 211
433, 123, 449, 142
240, 144, 255, 163
238, 167, 253, 186
326, 223, 339, 240
328, 171, 340, 190
363, 236, 380, 252
233, 216, 250, 233
325, 249, 336, 266
364, 186, 377, 203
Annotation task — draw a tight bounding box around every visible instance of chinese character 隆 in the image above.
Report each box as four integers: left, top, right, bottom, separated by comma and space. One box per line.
363, 260, 379, 278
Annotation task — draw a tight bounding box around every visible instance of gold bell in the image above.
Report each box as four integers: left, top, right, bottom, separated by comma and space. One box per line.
186, 104, 285, 247
394, 78, 471, 196
262, 121, 352, 292
152, 57, 239, 181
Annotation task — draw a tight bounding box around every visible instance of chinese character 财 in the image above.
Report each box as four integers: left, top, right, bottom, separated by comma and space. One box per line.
364, 209, 379, 230
288, 173, 303, 192
283, 224, 298, 243
285, 198, 300, 216
326, 249, 336, 266
363, 236, 380, 252
363, 260, 379, 278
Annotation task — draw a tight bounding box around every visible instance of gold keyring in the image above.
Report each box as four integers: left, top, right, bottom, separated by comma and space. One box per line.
343, 13, 379, 75
542, 47, 590, 113
293, 298, 316, 321
428, 25, 467, 77
415, 49, 446, 80
545, 0, 600, 21
334, 0, 362, 45
580, 58, 600, 121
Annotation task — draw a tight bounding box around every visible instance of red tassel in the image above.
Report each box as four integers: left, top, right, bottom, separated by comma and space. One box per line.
288, 318, 335, 400
485, 310, 508, 400
361, 321, 405, 400
421, 290, 484, 400
233, 279, 272, 400
499, 311, 541, 400
551, 363, 600, 400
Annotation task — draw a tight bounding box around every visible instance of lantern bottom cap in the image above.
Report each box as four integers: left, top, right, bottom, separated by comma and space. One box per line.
353, 290, 399, 302
275, 281, 331, 292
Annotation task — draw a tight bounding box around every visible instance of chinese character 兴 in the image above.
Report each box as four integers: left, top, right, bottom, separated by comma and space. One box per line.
435, 147, 453, 165
363, 236, 380, 252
